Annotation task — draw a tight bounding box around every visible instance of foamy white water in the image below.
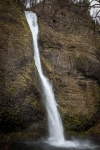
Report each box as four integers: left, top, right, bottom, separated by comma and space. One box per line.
89, 0, 100, 24
25, 11, 65, 144
24, 0, 42, 8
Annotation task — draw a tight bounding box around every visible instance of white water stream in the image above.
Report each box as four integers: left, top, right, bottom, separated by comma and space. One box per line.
25, 11, 65, 145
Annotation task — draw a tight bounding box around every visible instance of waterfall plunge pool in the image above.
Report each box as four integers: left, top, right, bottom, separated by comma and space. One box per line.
5, 139, 100, 150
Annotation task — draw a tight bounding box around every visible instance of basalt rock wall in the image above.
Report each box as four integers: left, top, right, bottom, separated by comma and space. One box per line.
0, 0, 45, 141
37, 0, 100, 139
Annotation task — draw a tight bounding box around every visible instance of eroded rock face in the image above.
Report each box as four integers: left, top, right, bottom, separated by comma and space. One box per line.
38, 0, 100, 137
0, 0, 45, 136
0, 0, 100, 141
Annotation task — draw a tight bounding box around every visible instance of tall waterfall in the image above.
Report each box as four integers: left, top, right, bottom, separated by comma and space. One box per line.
24, 10, 94, 150
25, 11, 65, 144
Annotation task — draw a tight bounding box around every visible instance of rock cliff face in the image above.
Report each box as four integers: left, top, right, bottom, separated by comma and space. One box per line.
36, 0, 100, 138
0, 0, 45, 140
0, 0, 100, 141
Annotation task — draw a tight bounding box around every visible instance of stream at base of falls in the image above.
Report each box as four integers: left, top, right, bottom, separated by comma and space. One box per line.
3, 139, 100, 150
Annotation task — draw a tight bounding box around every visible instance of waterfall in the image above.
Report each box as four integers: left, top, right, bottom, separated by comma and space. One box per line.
24, 10, 94, 150
25, 11, 65, 144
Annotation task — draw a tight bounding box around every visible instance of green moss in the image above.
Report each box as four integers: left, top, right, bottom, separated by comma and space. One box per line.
0, 0, 45, 135
39, 19, 44, 36
20, 15, 30, 32
64, 115, 82, 131
66, 130, 85, 137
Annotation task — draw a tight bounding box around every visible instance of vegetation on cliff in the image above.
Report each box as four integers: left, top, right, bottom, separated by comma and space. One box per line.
0, 0, 100, 141
0, 0, 45, 140
36, 0, 100, 138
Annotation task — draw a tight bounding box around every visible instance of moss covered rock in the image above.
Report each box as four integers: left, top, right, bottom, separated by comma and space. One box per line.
38, 0, 100, 138
0, 0, 45, 137
0, 0, 100, 141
